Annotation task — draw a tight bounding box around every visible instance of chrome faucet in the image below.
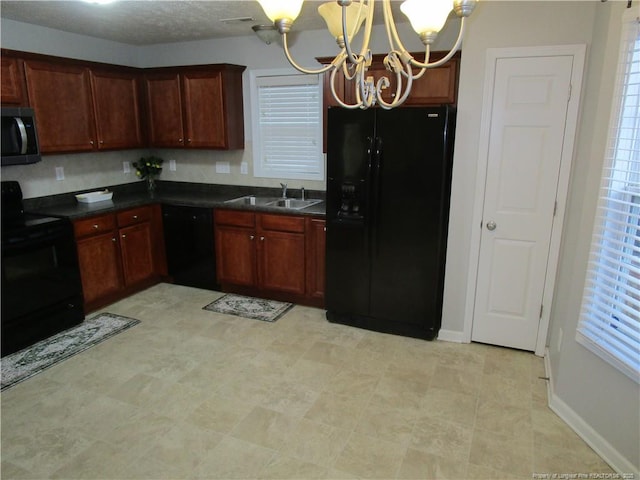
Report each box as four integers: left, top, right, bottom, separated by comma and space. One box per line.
301, 187, 305, 201
280, 183, 288, 198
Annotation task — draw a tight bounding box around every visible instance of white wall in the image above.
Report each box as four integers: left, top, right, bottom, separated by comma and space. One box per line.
546, 1, 640, 472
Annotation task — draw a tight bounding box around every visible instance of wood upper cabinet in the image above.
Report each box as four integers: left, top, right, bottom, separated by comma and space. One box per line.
24, 60, 97, 153
144, 65, 246, 150
1, 55, 27, 106
90, 68, 144, 150
144, 73, 185, 147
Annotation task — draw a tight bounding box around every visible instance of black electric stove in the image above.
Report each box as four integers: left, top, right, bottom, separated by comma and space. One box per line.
1, 181, 84, 356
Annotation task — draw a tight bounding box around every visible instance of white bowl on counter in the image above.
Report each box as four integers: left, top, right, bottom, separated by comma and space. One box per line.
75, 190, 113, 203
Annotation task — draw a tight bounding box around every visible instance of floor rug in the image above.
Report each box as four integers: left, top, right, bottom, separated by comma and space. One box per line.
203, 294, 294, 323
1, 313, 140, 391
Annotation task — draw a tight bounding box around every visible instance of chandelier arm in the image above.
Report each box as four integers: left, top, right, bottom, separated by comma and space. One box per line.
407, 19, 467, 69
342, 61, 358, 81
342, 0, 374, 65
408, 45, 430, 81
376, 61, 413, 109
282, 33, 336, 75
329, 67, 362, 109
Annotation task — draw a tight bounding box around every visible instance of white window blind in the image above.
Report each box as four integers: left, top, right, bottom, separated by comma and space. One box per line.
577, 8, 640, 383
251, 71, 323, 181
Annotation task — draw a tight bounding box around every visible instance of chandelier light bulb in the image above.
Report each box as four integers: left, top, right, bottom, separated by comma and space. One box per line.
256, 0, 304, 24
400, 0, 452, 37
318, 1, 369, 45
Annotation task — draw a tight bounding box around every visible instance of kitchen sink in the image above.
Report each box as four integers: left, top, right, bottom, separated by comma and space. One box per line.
269, 198, 323, 210
224, 195, 278, 206
225, 195, 322, 210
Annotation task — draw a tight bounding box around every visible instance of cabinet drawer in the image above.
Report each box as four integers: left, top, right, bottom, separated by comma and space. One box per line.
214, 209, 255, 228
117, 206, 152, 228
260, 214, 305, 233
74, 213, 116, 238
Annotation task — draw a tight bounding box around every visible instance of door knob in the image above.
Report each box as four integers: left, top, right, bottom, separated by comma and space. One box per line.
486, 221, 497, 231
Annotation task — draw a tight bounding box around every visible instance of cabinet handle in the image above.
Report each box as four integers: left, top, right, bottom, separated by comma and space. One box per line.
187, 138, 192, 143
260, 236, 265, 241
93, 224, 99, 229
178, 138, 183, 143
250, 235, 255, 240
132, 215, 138, 220
90, 140, 94, 145
99, 140, 104, 145
122, 234, 127, 239
323, 227, 327, 232
112, 237, 117, 242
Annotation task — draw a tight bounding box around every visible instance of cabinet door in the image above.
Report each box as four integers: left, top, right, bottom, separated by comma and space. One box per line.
258, 230, 306, 295
306, 218, 326, 301
119, 222, 155, 287
90, 69, 143, 150
182, 71, 226, 148
145, 73, 185, 147
1, 57, 27, 105
76, 231, 123, 304
24, 60, 96, 153
215, 225, 257, 286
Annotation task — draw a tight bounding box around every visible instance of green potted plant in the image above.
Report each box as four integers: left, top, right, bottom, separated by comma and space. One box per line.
133, 156, 163, 194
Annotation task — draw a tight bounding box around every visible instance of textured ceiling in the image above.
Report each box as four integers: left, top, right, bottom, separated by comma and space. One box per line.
0, 0, 408, 46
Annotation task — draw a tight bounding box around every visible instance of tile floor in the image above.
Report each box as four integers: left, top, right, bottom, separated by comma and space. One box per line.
1, 283, 614, 479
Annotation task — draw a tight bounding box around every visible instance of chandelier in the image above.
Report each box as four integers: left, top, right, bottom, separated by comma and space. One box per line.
256, 0, 477, 109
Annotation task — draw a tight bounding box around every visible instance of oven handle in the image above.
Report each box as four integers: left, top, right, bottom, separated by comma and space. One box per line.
2, 224, 70, 253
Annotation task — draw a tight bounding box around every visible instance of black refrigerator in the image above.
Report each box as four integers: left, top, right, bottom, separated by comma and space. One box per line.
325, 106, 455, 340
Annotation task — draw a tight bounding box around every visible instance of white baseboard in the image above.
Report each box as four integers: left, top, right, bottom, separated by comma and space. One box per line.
436, 329, 467, 343
544, 349, 639, 475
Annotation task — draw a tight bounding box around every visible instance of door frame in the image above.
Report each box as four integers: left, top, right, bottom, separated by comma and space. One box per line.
462, 44, 586, 356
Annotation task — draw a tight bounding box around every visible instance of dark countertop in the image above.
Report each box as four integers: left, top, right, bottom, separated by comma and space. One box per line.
25, 181, 326, 220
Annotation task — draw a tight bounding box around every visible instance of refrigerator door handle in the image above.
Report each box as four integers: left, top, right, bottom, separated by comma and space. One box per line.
371, 136, 383, 255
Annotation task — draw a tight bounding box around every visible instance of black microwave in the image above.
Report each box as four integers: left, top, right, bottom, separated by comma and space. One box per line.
1, 107, 42, 166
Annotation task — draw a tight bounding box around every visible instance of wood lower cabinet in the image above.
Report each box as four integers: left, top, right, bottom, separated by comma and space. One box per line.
76, 230, 123, 305
74, 204, 167, 312
306, 218, 326, 301
214, 209, 323, 306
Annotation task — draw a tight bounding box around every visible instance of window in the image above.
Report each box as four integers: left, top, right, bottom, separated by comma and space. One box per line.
577, 8, 640, 383
250, 69, 324, 181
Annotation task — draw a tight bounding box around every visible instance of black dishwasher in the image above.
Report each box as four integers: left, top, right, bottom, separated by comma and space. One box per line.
162, 204, 218, 291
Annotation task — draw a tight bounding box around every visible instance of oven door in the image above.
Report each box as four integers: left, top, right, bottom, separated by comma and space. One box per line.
1, 219, 84, 356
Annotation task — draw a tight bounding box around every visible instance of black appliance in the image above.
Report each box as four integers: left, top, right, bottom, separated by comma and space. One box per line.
1, 107, 42, 166
162, 204, 218, 291
1, 181, 84, 356
325, 106, 455, 340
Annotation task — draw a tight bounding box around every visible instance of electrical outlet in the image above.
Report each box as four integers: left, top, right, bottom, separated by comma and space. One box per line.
240, 161, 248, 175
123, 161, 131, 174
169, 159, 177, 171
215, 161, 230, 174
55, 166, 65, 181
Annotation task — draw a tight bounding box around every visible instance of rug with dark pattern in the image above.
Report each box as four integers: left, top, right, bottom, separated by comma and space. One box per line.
203, 294, 293, 322
1, 313, 140, 391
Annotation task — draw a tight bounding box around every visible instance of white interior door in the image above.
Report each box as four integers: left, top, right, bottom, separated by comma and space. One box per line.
471, 54, 576, 351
